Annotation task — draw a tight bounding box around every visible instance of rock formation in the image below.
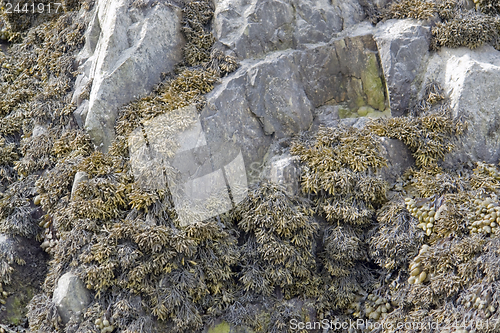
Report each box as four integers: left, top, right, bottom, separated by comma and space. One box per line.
1, 0, 500, 332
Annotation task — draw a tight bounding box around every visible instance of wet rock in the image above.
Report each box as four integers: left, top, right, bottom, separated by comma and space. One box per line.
74, 0, 185, 151
213, 0, 365, 59
52, 272, 91, 324
374, 19, 431, 116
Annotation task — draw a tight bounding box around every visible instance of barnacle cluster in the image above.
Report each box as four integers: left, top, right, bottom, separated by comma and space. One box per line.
39, 227, 58, 254
405, 197, 438, 236
460, 285, 497, 318
95, 315, 115, 333
362, 294, 394, 320
407, 244, 431, 284
467, 194, 500, 235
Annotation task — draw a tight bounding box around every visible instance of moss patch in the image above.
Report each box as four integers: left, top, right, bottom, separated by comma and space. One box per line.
4, 286, 34, 325
362, 53, 386, 111
208, 321, 230, 333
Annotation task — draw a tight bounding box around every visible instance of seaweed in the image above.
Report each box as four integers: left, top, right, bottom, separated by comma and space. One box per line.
237, 183, 319, 299
382, 0, 437, 20
431, 10, 500, 50
367, 111, 466, 168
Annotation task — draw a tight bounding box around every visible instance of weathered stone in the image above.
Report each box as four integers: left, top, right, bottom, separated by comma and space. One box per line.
70, 171, 89, 201
377, 137, 415, 183
311, 104, 340, 131
74, 0, 185, 151
423, 45, 500, 165
374, 19, 431, 116
53, 272, 91, 324
201, 32, 388, 173
213, 0, 365, 59
0, 234, 48, 326
74, 100, 89, 129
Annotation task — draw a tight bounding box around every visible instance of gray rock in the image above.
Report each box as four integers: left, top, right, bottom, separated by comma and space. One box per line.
311, 104, 340, 131
75, 0, 185, 151
74, 100, 89, 129
423, 45, 500, 165
374, 19, 431, 116
70, 171, 89, 201
201, 32, 388, 172
53, 272, 91, 324
378, 137, 415, 183
213, 0, 365, 59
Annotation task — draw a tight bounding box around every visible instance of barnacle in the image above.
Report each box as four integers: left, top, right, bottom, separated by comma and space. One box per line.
466, 194, 500, 235
362, 293, 394, 320
407, 244, 431, 284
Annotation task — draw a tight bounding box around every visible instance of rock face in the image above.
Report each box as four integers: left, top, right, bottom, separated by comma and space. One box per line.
0, 234, 48, 326
423, 45, 500, 165
374, 19, 432, 116
213, 0, 365, 60
201, 28, 388, 173
377, 137, 415, 183
53, 272, 91, 324
73, 0, 185, 151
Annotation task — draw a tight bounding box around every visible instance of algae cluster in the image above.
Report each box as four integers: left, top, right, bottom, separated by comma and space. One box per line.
0, 0, 498, 332
381, 0, 500, 51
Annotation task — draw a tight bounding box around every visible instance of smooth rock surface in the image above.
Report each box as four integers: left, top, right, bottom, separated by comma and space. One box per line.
423, 45, 500, 165
374, 19, 431, 116
53, 272, 91, 324
213, 0, 365, 59
74, 0, 185, 151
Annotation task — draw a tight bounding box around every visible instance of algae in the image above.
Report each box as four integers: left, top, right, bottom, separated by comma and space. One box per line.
0, 0, 498, 332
